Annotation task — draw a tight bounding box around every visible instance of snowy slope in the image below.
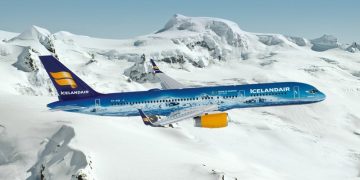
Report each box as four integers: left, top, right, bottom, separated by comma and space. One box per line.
0, 14, 360, 180
0, 30, 18, 41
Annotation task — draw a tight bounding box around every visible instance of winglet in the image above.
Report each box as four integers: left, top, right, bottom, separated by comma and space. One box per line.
150, 59, 162, 74
138, 109, 155, 126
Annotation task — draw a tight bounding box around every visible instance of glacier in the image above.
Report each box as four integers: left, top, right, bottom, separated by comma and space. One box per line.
0, 14, 359, 180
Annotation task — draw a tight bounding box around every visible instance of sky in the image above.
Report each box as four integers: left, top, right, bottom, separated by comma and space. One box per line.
0, 0, 359, 43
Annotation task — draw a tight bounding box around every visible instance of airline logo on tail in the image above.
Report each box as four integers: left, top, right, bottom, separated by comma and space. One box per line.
50, 72, 78, 89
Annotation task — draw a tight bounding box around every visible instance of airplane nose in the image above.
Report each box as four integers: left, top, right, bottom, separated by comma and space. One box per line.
319, 92, 326, 101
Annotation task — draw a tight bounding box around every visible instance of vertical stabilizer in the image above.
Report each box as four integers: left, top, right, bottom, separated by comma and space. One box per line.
39, 55, 100, 101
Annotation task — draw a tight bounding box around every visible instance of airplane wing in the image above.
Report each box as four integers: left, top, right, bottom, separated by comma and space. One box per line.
150, 59, 186, 90
138, 105, 218, 127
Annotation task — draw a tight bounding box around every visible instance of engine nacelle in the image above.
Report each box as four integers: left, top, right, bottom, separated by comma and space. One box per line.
194, 112, 228, 128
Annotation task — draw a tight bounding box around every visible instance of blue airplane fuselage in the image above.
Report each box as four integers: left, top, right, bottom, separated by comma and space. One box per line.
48, 82, 326, 116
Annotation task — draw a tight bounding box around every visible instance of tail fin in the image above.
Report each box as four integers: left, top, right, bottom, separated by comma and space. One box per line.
150, 59, 163, 74
39, 55, 100, 101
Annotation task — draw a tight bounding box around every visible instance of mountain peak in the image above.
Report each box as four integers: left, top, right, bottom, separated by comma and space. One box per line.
312, 34, 338, 43
173, 13, 187, 20
157, 14, 244, 35
10, 25, 51, 41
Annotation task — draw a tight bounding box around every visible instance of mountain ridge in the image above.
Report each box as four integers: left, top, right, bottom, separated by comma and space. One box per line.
0, 14, 359, 180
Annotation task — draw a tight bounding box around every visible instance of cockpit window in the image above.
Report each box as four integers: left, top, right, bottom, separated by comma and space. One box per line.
308, 89, 319, 94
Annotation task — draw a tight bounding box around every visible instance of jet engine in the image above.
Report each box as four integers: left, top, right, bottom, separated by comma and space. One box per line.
194, 112, 228, 128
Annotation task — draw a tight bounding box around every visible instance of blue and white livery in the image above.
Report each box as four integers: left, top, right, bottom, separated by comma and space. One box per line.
39, 55, 326, 128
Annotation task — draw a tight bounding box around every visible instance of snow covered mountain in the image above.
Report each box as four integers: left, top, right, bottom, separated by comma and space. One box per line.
0, 14, 360, 180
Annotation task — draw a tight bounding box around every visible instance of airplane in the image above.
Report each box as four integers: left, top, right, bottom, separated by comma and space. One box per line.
39, 55, 326, 128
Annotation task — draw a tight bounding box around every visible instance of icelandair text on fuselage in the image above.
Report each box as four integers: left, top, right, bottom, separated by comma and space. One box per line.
60, 90, 89, 95
250, 87, 290, 94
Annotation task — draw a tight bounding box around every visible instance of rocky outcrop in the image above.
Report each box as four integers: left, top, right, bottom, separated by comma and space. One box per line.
13, 47, 39, 72
123, 54, 157, 83
27, 125, 94, 180
346, 42, 360, 53
311, 34, 339, 51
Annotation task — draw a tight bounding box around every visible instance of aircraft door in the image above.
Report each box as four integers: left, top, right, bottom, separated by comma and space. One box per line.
237, 90, 246, 105
95, 99, 101, 112
238, 90, 245, 99
293, 86, 300, 99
